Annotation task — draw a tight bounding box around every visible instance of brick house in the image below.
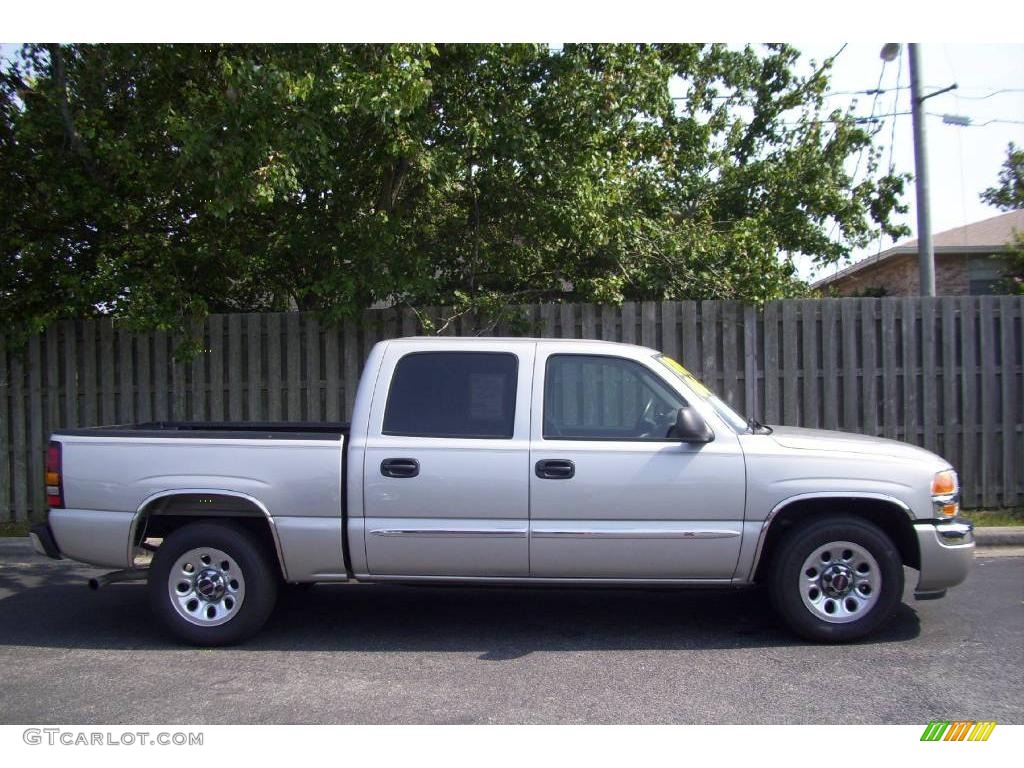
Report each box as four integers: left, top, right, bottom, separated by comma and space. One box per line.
812, 209, 1023, 296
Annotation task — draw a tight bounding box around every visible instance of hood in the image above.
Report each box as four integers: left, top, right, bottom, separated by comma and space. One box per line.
768, 425, 945, 465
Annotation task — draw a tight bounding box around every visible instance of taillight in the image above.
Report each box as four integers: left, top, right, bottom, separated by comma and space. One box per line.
45, 441, 64, 508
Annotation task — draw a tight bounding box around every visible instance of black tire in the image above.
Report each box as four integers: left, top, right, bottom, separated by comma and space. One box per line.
768, 515, 904, 643
148, 520, 278, 646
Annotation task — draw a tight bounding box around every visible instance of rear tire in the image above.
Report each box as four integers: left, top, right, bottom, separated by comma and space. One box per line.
768, 515, 903, 643
148, 521, 278, 646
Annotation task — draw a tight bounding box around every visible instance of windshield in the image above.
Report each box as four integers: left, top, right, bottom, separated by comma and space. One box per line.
655, 355, 750, 433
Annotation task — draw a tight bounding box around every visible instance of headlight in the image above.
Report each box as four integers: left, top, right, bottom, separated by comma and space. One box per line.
931, 469, 959, 517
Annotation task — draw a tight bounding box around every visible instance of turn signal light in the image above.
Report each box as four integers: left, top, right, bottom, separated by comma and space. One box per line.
931, 470, 957, 497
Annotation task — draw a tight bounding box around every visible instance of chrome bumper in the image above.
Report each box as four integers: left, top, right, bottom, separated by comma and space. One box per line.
913, 518, 974, 597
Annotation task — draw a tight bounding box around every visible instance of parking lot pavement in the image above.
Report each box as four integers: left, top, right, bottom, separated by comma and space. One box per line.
0, 543, 1021, 724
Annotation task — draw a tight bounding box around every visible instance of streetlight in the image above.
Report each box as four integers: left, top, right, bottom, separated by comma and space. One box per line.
881, 43, 934, 296
880, 44, 957, 297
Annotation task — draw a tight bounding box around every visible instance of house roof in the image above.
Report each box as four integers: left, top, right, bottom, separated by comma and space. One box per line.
812, 209, 1024, 288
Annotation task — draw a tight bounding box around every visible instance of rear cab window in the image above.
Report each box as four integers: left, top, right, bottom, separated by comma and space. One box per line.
383, 352, 518, 439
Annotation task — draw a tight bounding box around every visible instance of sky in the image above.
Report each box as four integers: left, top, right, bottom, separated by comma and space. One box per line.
3, 41, 1022, 286
793, 43, 1024, 283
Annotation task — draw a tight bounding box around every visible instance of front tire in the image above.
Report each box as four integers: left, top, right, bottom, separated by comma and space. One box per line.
148, 521, 278, 646
768, 515, 904, 643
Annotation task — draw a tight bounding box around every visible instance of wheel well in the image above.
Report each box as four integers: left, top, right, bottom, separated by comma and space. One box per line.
133, 493, 286, 579
753, 497, 920, 582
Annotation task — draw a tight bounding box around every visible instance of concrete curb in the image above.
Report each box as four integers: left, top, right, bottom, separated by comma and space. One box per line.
973, 526, 1024, 546
0, 537, 35, 555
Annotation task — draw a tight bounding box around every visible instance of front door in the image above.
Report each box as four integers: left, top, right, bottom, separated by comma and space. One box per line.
363, 341, 534, 577
529, 345, 746, 579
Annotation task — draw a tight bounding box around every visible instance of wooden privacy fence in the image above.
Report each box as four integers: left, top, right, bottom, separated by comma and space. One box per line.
1, 296, 1022, 520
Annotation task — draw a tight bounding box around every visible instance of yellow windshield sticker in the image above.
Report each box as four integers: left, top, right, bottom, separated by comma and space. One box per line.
660, 356, 713, 399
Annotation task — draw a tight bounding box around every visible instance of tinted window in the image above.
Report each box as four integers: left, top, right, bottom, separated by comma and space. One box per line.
383, 352, 518, 439
544, 355, 685, 440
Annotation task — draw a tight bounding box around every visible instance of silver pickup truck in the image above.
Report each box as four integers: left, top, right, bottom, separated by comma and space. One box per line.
31, 336, 974, 645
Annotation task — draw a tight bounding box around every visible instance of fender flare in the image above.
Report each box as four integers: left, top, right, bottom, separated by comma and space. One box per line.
130, 488, 288, 580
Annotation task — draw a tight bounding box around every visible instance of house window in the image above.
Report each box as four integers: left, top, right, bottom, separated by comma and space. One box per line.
967, 255, 1006, 295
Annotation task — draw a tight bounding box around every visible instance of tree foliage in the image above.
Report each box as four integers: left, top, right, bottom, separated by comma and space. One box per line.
1, 43, 909, 345
980, 142, 1024, 211
980, 142, 1024, 294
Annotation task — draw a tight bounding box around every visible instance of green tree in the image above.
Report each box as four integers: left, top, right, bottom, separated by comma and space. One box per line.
1, 43, 910, 347
979, 142, 1023, 294
981, 142, 1024, 210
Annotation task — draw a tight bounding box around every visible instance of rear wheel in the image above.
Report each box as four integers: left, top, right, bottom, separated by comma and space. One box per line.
768, 515, 903, 642
148, 521, 278, 645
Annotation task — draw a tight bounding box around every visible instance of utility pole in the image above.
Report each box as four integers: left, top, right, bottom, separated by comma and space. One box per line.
908, 44, 935, 297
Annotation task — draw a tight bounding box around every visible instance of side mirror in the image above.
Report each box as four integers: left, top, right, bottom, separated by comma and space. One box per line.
674, 406, 714, 443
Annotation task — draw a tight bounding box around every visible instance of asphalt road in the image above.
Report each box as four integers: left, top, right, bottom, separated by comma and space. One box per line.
0, 542, 1021, 724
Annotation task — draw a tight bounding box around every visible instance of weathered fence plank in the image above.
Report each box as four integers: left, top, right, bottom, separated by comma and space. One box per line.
940, 297, 958, 469
958, 297, 977, 508
841, 299, 858, 432
1000, 297, 1019, 508
325, 323, 341, 422
265, 314, 281, 421
248, 314, 263, 421
99, 319, 115, 425
286, 313, 301, 421
208, 316, 224, 421
10, 354, 27, 520
821, 301, 839, 430
763, 302, 780, 424
921, 299, 938, 449
228, 314, 243, 421
881, 299, 899, 441
305, 315, 321, 421
153, 331, 168, 421
861, 299, 878, 437
0, 338, 9, 519
28, 335, 44, 516
801, 300, 819, 429
118, 328, 134, 424
978, 298, 998, 507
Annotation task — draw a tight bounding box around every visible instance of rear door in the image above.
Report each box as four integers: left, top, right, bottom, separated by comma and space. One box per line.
362, 340, 534, 577
528, 343, 746, 579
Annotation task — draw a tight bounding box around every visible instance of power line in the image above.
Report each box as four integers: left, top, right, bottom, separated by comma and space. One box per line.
945, 88, 1024, 100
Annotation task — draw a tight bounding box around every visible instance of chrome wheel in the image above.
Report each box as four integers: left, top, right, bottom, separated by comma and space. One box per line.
168, 547, 245, 627
799, 540, 880, 624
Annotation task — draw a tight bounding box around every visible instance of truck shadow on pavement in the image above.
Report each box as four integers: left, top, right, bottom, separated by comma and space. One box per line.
0, 564, 922, 657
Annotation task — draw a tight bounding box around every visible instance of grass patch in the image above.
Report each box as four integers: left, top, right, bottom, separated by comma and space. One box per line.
0, 520, 32, 538
964, 508, 1024, 527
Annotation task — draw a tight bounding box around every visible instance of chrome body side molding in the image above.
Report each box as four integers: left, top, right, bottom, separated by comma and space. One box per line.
370, 528, 527, 539
531, 528, 741, 540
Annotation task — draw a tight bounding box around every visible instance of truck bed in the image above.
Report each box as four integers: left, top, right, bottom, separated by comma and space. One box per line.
47, 421, 351, 579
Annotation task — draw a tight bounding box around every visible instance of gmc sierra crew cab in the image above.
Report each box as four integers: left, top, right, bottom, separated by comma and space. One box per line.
30, 336, 974, 645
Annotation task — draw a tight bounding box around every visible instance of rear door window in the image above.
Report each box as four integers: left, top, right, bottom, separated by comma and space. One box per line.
383, 352, 518, 439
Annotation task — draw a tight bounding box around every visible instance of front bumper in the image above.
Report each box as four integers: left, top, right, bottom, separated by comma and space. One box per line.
29, 523, 62, 560
913, 518, 974, 596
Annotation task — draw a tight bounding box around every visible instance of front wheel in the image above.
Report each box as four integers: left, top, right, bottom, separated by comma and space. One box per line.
768, 516, 904, 642
148, 521, 279, 646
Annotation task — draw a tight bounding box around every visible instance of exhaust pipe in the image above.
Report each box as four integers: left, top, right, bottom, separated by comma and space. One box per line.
89, 568, 149, 590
